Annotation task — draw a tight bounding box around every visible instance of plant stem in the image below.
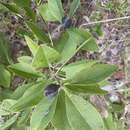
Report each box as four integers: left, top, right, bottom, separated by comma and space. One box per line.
55, 38, 91, 75
80, 16, 130, 27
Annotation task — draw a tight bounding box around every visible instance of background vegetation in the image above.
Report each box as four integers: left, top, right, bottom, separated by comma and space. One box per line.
0, 0, 130, 130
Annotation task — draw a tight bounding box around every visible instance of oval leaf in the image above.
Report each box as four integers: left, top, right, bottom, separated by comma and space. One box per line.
65, 94, 91, 130
39, 0, 64, 22
65, 83, 107, 94
30, 96, 57, 130
10, 81, 46, 111
52, 90, 72, 130
65, 93, 105, 130
68, 63, 117, 84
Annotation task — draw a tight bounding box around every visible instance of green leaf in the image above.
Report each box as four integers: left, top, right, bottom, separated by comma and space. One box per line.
24, 6, 36, 21
62, 60, 97, 79
10, 81, 46, 111
32, 46, 48, 68
0, 114, 18, 130
17, 56, 32, 64
90, 24, 103, 37
43, 45, 60, 63
32, 45, 60, 68
0, 99, 17, 116
56, 29, 82, 62
30, 96, 57, 130
48, 0, 64, 22
73, 28, 99, 51
0, 2, 20, 14
0, 32, 11, 64
39, 0, 64, 22
14, 0, 35, 20
65, 93, 105, 130
11, 82, 34, 99
26, 22, 50, 43
8, 62, 42, 78
56, 28, 98, 62
65, 94, 91, 130
17, 108, 31, 126
39, 4, 57, 21
103, 114, 117, 130
25, 35, 38, 56
65, 83, 107, 94
0, 89, 13, 101
68, 63, 117, 84
0, 65, 11, 88
52, 90, 72, 130
14, 0, 30, 8
69, 0, 80, 17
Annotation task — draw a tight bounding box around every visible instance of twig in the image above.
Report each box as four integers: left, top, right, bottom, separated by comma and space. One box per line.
80, 16, 130, 27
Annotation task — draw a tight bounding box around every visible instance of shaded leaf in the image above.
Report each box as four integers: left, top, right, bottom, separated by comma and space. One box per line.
0, 65, 11, 88
65, 83, 107, 94
24, 6, 36, 21
26, 22, 50, 43
0, 2, 20, 14
69, 0, 80, 17
14, 0, 30, 8
0, 32, 11, 64
0, 89, 13, 101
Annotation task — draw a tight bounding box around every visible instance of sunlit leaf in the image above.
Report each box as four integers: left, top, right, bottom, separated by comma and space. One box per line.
10, 81, 46, 111
0, 115, 18, 130
32, 45, 60, 68
39, 0, 64, 22
30, 96, 57, 130
25, 35, 38, 56
68, 63, 117, 84
8, 62, 42, 78
52, 90, 72, 130
65, 93, 105, 130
